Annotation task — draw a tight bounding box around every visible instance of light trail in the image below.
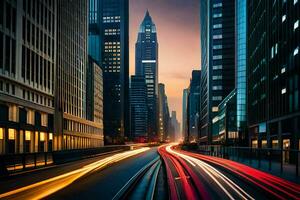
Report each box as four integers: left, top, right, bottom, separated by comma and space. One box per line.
166, 144, 255, 200
178, 148, 300, 200
0, 147, 150, 200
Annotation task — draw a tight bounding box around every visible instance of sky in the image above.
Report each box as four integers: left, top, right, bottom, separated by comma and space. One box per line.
129, 0, 200, 125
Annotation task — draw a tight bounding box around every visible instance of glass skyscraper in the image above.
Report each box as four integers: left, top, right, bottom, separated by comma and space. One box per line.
89, 0, 129, 144
235, 0, 247, 142
135, 11, 158, 140
248, 0, 300, 151
200, 0, 236, 144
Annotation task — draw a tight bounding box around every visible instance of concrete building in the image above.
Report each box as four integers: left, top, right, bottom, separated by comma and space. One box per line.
55, 0, 103, 150
0, 0, 56, 154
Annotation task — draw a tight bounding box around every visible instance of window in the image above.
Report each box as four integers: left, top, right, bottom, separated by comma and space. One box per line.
8, 129, 15, 140
213, 65, 222, 70
281, 67, 286, 74
213, 24, 222, 29
212, 85, 222, 90
213, 13, 222, 18
281, 88, 287, 94
294, 47, 299, 56
213, 34, 222, 39
213, 55, 222, 60
282, 15, 286, 22
212, 107, 219, 112
213, 3, 222, 8
294, 20, 299, 31
213, 45, 222, 50
0, 128, 4, 140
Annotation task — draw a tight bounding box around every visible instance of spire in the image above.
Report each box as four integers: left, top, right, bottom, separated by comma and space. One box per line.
143, 9, 152, 22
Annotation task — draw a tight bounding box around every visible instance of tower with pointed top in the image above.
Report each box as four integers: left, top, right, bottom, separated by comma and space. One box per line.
135, 11, 158, 140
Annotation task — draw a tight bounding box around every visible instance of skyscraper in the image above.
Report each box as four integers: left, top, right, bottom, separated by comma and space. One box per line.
182, 88, 189, 140
188, 70, 201, 142
0, 1, 56, 154
93, 0, 129, 144
158, 83, 170, 142
135, 11, 158, 140
56, 0, 103, 150
130, 75, 148, 141
235, 0, 247, 143
170, 111, 180, 142
248, 0, 300, 151
200, 0, 236, 144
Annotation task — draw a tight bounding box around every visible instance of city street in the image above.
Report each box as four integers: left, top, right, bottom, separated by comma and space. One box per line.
0, 145, 299, 200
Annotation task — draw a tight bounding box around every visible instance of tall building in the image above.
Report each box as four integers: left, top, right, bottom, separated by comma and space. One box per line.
248, 0, 300, 151
86, 56, 103, 125
200, 0, 236, 144
55, 0, 103, 150
158, 83, 170, 142
188, 70, 201, 142
130, 75, 148, 141
88, 0, 102, 64
0, 1, 56, 154
94, 0, 129, 144
135, 11, 158, 140
170, 111, 180, 142
235, 0, 247, 143
182, 88, 189, 140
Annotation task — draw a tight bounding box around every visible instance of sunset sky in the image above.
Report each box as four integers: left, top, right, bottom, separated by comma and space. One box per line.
129, 0, 200, 125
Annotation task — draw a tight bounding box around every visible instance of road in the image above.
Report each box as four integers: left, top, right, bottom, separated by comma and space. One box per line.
159, 144, 300, 200
0, 147, 159, 200
0, 144, 299, 200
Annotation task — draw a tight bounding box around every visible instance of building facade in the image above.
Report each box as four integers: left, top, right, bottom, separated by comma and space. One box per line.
0, 0, 56, 154
170, 111, 180, 142
55, 0, 103, 150
86, 56, 103, 125
188, 70, 201, 142
95, 0, 129, 144
182, 88, 189, 141
200, 0, 236, 144
130, 75, 148, 141
135, 11, 158, 140
248, 0, 300, 152
158, 83, 170, 142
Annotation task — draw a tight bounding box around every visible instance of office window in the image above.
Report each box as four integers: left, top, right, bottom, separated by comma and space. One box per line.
294, 20, 299, 30
282, 15, 286, 22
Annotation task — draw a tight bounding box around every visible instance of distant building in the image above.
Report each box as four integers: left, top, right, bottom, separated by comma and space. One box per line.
188, 70, 201, 142
170, 111, 180, 142
247, 0, 300, 152
158, 83, 170, 142
135, 11, 159, 140
96, 0, 130, 144
130, 75, 148, 141
182, 88, 189, 141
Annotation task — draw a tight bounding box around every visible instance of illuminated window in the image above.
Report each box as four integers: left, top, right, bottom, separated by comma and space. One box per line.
252, 140, 258, 148
282, 15, 286, 22
27, 109, 35, 125
8, 105, 18, 122
25, 131, 31, 141
294, 20, 299, 30
41, 113, 48, 127
212, 107, 219, 112
281, 88, 287, 94
272, 140, 279, 149
0, 128, 3, 140
261, 140, 267, 148
40, 132, 45, 141
8, 129, 15, 140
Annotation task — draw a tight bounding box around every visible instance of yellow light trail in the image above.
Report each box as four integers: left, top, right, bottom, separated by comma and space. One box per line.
166, 145, 254, 200
0, 147, 150, 200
